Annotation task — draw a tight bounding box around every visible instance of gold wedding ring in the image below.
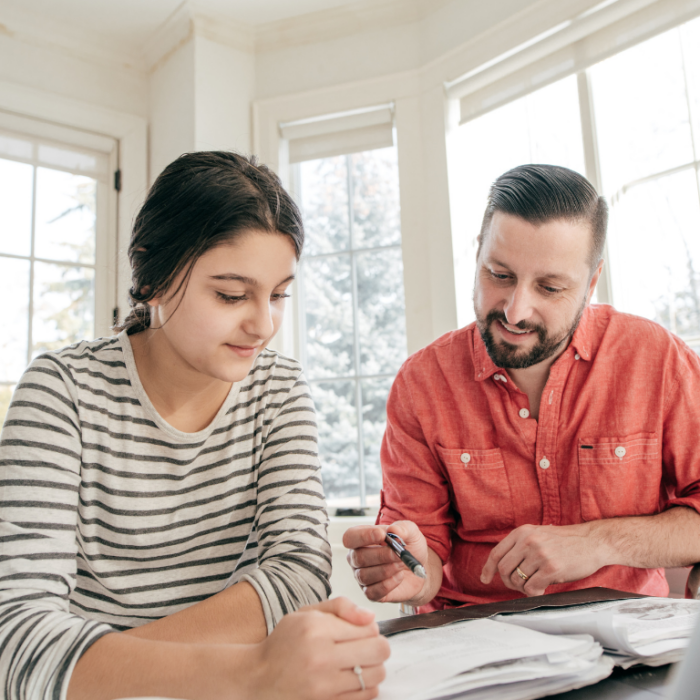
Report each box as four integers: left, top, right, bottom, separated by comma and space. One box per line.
515, 566, 529, 581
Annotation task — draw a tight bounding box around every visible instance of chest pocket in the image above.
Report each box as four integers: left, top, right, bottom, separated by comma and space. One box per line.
436, 445, 515, 533
578, 432, 661, 521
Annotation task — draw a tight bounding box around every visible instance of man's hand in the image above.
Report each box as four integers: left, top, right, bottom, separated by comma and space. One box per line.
343, 521, 442, 605
480, 522, 611, 597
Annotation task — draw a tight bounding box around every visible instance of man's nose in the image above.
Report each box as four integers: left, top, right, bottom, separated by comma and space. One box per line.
503, 284, 535, 326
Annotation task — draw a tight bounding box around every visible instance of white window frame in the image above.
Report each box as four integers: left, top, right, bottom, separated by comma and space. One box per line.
0, 117, 118, 366
445, 0, 700, 310
0, 80, 148, 330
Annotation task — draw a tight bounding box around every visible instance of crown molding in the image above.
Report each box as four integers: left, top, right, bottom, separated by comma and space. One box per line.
0, 2, 146, 75
0, 0, 457, 73
142, 2, 194, 72
254, 0, 453, 53
192, 13, 255, 54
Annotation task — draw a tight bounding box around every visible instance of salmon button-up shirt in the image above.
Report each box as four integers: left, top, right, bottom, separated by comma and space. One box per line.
378, 305, 700, 612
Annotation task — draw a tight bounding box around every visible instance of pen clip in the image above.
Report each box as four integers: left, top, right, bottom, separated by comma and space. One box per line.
386, 532, 406, 547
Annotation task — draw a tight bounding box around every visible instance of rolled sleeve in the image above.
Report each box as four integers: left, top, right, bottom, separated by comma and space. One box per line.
661, 347, 700, 515
377, 365, 453, 564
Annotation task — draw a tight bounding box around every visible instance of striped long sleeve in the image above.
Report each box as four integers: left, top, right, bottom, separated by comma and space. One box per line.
0, 334, 331, 699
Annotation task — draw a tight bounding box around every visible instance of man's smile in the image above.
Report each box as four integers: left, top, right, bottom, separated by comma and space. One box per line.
497, 320, 536, 339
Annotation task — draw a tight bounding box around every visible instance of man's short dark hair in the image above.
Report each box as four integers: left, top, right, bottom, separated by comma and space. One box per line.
477, 164, 608, 270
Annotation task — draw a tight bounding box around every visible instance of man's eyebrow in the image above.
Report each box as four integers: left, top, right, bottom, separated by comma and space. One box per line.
486, 259, 576, 285
537, 272, 576, 285
209, 273, 296, 286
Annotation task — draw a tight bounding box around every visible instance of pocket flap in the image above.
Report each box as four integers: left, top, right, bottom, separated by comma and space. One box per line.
436, 445, 504, 470
579, 432, 659, 464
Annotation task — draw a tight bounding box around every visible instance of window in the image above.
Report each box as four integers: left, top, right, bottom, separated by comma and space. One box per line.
0, 127, 114, 425
589, 18, 700, 349
450, 14, 700, 350
450, 74, 586, 327
294, 146, 407, 509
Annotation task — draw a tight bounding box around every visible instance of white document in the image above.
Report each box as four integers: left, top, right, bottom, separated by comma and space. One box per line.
379, 618, 609, 700
494, 597, 700, 661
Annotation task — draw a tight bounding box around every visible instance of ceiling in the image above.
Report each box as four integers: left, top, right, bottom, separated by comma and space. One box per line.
0, 0, 371, 51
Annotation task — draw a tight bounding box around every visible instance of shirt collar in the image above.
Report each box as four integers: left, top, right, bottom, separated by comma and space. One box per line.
569, 305, 593, 361
472, 327, 501, 382
472, 305, 594, 381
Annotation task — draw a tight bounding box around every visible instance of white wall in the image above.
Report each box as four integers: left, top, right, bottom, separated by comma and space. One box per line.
194, 35, 255, 156
149, 39, 197, 182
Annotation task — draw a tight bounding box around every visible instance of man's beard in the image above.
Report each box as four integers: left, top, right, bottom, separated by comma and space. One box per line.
475, 300, 586, 370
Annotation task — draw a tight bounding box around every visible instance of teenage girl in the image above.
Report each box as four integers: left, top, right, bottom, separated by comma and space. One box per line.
0, 151, 389, 700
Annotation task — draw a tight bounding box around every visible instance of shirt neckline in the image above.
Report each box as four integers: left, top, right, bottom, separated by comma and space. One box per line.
118, 330, 242, 442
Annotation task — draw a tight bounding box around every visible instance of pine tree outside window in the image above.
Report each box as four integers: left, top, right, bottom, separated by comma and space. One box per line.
293, 146, 407, 510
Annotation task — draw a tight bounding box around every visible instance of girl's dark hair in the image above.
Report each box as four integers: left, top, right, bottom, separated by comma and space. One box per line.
114, 151, 304, 335
477, 164, 608, 270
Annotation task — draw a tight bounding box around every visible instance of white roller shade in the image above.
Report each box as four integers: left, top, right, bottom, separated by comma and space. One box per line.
280, 104, 394, 163
447, 0, 700, 124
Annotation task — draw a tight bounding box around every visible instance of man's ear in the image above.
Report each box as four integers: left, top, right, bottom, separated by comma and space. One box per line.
586, 260, 604, 303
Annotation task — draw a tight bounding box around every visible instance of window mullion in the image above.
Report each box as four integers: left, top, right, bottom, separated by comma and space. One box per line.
577, 70, 613, 305
347, 154, 366, 508
678, 27, 700, 220
27, 163, 37, 365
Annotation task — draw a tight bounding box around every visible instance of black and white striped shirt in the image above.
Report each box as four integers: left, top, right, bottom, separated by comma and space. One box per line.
0, 333, 331, 700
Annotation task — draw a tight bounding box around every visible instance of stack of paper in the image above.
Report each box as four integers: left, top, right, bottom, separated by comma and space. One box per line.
495, 597, 700, 668
379, 618, 613, 700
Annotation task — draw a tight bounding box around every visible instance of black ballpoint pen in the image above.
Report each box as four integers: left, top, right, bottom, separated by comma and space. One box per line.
385, 532, 427, 579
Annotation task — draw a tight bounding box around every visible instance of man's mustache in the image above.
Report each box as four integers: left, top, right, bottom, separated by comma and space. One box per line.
485, 310, 545, 335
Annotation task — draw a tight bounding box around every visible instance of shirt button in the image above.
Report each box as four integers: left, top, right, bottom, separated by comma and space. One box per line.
539, 457, 550, 469
461, 453, 471, 464
615, 446, 626, 459
574, 353, 581, 360
519, 408, 530, 419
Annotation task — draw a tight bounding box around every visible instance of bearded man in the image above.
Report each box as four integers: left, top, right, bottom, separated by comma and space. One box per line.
344, 164, 700, 612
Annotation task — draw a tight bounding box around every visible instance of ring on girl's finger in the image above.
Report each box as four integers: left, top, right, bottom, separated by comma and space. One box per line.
353, 665, 365, 691
515, 566, 529, 581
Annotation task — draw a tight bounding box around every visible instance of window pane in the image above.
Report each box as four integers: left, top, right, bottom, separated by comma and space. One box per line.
361, 377, 392, 506
0, 257, 29, 382
299, 156, 349, 255
607, 168, 700, 338
351, 147, 401, 248
357, 247, 407, 375
0, 158, 33, 257
32, 262, 95, 355
681, 16, 700, 162
34, 167, 96, 264
312, 380, 359, 507
301, 254, 354, 379
451, 75, 585, 326
590, 28, 693, 194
